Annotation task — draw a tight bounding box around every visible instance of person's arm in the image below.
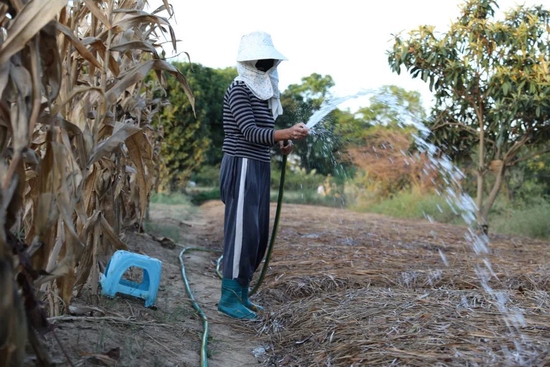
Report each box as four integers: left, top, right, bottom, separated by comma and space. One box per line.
228, 85, 275, 145
229, 84, 310, 145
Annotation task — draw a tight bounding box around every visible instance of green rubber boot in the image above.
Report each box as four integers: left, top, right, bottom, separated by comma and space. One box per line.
242, 284, 264, 312
218, 278, 257, 320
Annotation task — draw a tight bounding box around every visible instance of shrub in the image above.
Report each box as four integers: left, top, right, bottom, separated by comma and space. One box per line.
357, 190, 463, 224
189, 188, 221, 206
272, 165, 326, 191
190, 165, 220, 188
489, 198, 550, 240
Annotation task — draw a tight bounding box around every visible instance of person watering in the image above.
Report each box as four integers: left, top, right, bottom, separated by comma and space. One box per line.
218, 31, 309, 319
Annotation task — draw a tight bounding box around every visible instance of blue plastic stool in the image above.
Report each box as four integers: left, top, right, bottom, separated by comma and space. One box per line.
100, 250, 162, 308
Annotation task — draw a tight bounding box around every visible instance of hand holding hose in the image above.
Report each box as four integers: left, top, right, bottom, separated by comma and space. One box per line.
279, 140, 293, 155
287, 123, 309, 141
274, 123, 309, 155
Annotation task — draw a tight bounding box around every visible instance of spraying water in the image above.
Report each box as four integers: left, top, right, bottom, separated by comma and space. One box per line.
305, 90, 533, 365
306, 89, 375, 129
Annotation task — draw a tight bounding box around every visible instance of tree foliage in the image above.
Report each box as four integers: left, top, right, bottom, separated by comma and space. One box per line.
278, 73, 354, 176
349, 85, 426, 141
284, 72, 335, 107
347, 127, 436, 198
345, 86, 432, 197
154, 63, 236, 190
388, 0, 550, 227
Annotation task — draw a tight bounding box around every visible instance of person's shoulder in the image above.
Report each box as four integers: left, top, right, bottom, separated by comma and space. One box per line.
227, 80, 250, 95
228, 80, 248, 89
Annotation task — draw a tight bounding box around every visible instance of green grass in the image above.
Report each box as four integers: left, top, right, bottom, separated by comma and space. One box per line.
352, 190, 550, 240
489, 200, 550, 239
359, 191, 464, 225
147, 192, 203, 243
184, 188, 219, 205
150, 192, 191, 205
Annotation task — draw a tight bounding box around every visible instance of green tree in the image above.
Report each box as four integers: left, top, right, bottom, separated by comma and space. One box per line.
506, 153, 550, 202
278, 73, 353, 176
154, 63, 237, 190
193, 66, 238, 165
346, 85, 426, 141
284, 73, 335, 107
388, 0, 550, 229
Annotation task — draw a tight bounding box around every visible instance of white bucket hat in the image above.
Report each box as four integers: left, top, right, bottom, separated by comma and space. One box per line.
236, 31, 287, 62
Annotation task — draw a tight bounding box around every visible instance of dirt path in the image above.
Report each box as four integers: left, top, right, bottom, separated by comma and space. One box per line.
163, 201, 267, 367
38, 201, 265, 367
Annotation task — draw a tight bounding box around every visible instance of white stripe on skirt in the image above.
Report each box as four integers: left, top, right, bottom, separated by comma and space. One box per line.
232, 158, 248, 277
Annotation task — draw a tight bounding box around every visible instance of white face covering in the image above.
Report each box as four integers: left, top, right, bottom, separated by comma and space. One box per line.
235, 60, 284, 120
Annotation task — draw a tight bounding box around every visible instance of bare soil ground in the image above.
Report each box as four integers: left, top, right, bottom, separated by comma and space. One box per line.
32, 201, 550, 366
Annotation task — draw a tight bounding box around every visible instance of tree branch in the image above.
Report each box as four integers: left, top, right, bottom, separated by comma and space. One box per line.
504, 133, 532, 162
432, 121, 479, 136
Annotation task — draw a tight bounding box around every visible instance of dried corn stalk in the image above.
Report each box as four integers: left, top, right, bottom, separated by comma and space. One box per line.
0, 0, 193, 364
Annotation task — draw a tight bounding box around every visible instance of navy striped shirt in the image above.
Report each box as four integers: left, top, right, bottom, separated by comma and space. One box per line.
222, 81, 275, 162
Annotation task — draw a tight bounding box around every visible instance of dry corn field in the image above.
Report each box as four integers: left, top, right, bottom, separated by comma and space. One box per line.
0, 0, 193, 365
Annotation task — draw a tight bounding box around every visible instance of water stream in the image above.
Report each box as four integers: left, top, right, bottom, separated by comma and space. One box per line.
305, 89, 375, 129
305, 90, 532, 365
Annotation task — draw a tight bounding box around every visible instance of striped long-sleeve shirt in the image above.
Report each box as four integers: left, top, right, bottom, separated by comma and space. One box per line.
222, 81, 276, 162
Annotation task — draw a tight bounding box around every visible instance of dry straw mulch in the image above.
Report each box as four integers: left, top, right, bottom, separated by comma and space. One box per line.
249, 206, 550, 367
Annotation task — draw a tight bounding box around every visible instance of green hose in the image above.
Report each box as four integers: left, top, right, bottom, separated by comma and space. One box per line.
178, 247, 218, 367
215, 154, 288, 295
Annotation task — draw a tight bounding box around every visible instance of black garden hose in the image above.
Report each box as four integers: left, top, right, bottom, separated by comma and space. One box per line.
250, 154, 287, 295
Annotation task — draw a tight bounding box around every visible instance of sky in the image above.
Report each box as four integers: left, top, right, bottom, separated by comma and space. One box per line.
147, 0, 544, 111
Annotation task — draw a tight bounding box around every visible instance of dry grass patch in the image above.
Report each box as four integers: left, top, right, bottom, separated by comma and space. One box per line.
240, 206, 550, 366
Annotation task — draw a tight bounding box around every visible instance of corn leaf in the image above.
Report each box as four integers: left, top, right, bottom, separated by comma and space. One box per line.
83, 0, 111, 29
87, 123, 141, 166
0, 0, 68, 65
125, 133, 148, 225
56, 22, 103, 70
